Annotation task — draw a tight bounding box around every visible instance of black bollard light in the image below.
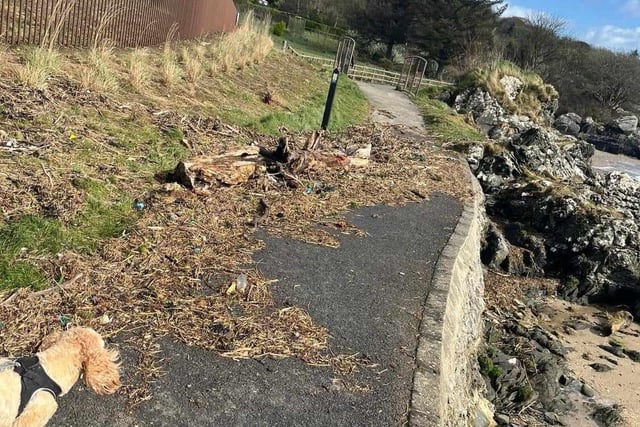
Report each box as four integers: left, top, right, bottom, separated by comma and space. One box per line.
321, 68, 340, 130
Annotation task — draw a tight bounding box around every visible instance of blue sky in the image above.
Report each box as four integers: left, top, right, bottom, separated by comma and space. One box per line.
502, 1, 640, 51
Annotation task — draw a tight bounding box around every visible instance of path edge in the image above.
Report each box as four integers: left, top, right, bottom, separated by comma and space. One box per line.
410, 155, 487, 426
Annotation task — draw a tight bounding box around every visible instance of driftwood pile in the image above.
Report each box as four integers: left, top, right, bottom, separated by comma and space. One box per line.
171, 131, 371, 190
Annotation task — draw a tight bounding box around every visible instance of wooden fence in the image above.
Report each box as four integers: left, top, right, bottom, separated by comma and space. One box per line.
0, 0, 238, 47
286, 44, 453, 89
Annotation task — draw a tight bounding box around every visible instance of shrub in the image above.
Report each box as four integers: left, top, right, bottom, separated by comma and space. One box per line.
378, 58, 394, 70
273, 21, 286, 36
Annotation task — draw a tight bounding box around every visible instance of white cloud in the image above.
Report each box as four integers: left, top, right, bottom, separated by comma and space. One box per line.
501, 4, 541, 19
584, 25, 640, 51
623, 0, 640, 16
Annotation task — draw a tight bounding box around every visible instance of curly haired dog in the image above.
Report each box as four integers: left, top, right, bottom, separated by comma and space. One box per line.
0, 327, 121, 427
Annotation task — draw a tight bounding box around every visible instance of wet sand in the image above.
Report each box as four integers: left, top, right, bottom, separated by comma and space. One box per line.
542, 298, 640, 427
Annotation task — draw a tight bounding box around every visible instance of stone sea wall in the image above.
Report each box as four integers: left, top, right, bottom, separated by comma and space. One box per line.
410, 163, 488, 427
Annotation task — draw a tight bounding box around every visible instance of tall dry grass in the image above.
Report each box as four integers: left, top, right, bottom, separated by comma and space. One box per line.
161, 24, 182, 88
79, 7, 121, 92
128, 48, 150, 91
12, 9, 274, 92
81, 41, 120, 93
18, 47, 62, 88
209, 11, 273, 73
182, 47, 203, 84
17, 0, 75, 87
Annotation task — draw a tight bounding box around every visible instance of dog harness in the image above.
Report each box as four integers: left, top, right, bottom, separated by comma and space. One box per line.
12, 356, 62, 416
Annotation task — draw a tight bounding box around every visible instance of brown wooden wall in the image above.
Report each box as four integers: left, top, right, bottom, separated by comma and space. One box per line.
0, 0, 238, 47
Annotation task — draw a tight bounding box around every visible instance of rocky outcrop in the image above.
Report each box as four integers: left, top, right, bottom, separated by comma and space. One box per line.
499, 76, 523, 101
452, 87, 539, 140
474, 132, 640, 314
552, 112, 640, 159
612, 115, 638, 134
454, 87, 509, 135
453, 77, 640, 315
581, 129, 640, 159
452, 75, 636, 426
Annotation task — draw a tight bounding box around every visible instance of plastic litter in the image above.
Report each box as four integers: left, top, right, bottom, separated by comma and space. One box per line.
55, 314, 73, 328
236, 274, 248, 294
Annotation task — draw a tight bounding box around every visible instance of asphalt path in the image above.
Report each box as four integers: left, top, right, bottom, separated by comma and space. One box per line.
50, 198, 461, 427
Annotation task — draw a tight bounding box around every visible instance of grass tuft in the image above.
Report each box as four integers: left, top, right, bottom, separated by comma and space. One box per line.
457, 61, 559, 120
80, 41, 119, 93
215, 11, 274, 72
128, 48, 151, 91
18, 47, 62, 88
182, 47, 203, 84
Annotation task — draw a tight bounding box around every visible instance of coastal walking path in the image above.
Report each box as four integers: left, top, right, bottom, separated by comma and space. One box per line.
50, 82, 464, 427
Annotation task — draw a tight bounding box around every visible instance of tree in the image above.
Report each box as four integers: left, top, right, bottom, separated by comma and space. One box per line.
408, 0, 505, 64
277, 0, 356, 28
500, 13, 565, 77
349, 0, 412, 59
581, 49, 640, 112
348, 0, 504, 61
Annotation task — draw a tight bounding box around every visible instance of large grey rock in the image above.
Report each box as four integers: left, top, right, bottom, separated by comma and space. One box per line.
481, 222, 510, 269
581, 383, 596, 398
565, 112, 582, 123
474, 398, 496, 427
508, 128, 590, 181
554, 114, 581, 136
612, 114, 638, 134
499, 75, 523, 101
454, 88, 507, 134
592, 404, 623, 427
467, 144, 486, 172
475, 151, 522, 193
581, 132, 640, 159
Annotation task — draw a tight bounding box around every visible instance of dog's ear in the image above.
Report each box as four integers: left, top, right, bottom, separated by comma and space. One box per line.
71, 328, 121, 395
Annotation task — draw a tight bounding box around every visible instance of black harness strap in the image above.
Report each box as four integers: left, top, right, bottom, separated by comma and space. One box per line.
14, 356, 62, 416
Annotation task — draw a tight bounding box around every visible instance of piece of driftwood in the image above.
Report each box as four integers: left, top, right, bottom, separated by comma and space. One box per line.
172, 146, 265, 188
303, 131, 323, 151
172, 138, 370, 190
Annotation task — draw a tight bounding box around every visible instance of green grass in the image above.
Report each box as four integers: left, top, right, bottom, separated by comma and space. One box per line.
239, 75, 369, 135
272, 32, 338, 59
0, 216, 66, 290
0, 177, 140, 291
414, 90, 484, 142
517, 384, 534, 402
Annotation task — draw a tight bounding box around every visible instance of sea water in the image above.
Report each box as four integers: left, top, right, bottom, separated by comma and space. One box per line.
592, 150, 640, 180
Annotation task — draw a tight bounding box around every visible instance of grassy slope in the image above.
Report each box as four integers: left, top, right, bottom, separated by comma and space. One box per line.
0, 43, 368, 291
414, 88, 485, 143
413, 61, 559, 144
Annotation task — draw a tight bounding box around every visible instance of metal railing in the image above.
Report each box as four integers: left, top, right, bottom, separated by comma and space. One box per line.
0, 0, 238, 47
285, 44, 453, 89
